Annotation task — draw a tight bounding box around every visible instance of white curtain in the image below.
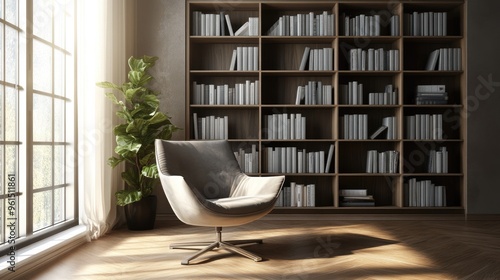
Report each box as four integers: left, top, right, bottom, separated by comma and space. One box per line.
77, 0, 131, 239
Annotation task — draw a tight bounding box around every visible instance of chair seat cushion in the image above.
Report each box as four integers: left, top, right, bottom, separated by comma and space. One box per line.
206, 194, 276, 216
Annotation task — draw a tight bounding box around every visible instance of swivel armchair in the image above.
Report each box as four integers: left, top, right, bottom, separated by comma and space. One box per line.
155, 139, 285, 265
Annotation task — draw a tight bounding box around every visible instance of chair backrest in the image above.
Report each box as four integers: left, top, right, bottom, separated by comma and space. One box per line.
155, 140, 243, 199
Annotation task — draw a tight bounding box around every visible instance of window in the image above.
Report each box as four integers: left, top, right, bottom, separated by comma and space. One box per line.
0, 0, 77, 255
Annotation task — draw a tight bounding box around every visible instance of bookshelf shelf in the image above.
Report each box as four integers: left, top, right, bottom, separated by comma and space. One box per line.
186, 0, 466, 214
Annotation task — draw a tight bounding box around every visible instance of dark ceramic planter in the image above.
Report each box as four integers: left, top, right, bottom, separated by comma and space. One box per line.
124, 195, 157, 230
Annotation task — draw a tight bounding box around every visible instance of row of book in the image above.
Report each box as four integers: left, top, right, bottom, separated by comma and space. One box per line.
275, 182, 316, 207
192, 81, 259, 105
191, 12, 257, 36
295, 81, 333, 105
342, 14, 400, 36
234, 145, 259, 173
299, 47, 334, 71
341, 114, 368, 140
371, 116, 398, 140
415, 84, 448, 105
403, 11, 448, 36
192, 114, 228, 140
265, 113, 307, 140
366, 150, 399, 173
267, 11, 335, 36
229, 47, 259, 71
265, 145, 335, 174
426, 48, 462, 71
405, 178, 447, 207
406, 114, 443, 140
428, 147, 449, 173
193, 10, 448, 37
339, 189, 375, 207
339, 82, 398, 105
349, 48, 400, 71
339, 81, 364, 105
368, 90, 399, 105
341, 115, 398, 140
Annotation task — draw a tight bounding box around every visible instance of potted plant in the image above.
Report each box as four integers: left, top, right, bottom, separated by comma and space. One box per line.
97, 55, 179, 230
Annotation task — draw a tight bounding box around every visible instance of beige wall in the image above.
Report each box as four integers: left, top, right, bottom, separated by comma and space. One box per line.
136, 0, 186, 214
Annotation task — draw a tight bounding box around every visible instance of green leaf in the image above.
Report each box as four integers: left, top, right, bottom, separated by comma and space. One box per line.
121, 170, 139, 189
113, 124, 128, 136
96, 81, 122, 91
104, 92, 120, 105
115, 189, 142, 206
125, 87, 142, 101
115, 135, 141, 155
142, 164, 158, 179
126, 119, 149, 137
141, 94, 160, 109
108, 156, 124, 168
128, 70, 144, 86
139, 152, 156, 166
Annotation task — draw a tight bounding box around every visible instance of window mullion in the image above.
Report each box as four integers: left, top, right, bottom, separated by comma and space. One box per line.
25, 0, 34, 236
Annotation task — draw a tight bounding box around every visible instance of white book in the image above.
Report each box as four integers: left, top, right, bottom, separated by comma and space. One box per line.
242, 47, 248, 71
290, 182, 297, 207
253, 47, 259, 70
307, 184, 316, 206
299, 47, 310, 70
296, 184, 304, 207
235, 21, 249, 36
236, 47, 243, 71
325, 144, 335, 173
229, 49, 237, 70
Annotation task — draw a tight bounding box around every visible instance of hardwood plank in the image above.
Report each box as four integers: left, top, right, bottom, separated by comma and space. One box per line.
25, 218, 500, 280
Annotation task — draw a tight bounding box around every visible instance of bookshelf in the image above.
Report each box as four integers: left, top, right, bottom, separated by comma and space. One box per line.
186, 0, 466, 214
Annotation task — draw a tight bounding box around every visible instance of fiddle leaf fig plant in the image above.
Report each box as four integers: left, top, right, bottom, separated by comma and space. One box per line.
97, 55, 179, 206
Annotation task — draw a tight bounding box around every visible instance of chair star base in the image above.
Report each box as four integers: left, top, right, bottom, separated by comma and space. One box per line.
169, 227, 263, 265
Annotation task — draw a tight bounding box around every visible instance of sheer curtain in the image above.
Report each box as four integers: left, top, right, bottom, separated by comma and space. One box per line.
77, 0, 133, 239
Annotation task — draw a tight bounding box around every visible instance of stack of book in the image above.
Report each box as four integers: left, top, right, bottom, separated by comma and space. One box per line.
234, 145, 259, 173
339, 189, 375, 207
426, 48, 462, 71
428, 147, 449, 173
265, 144, 334, 174
415, 85, 448, 105
368, 84, 398, 105
191, 12, 258, 36
341, 114, 368, 139
366, 150, 399, 173
405, 178, 447, 207
295, 81, 333, 105
275, 182, 316, 207
349, 48, 399, 71
404, 11, 448, 36
370, 116, 397, 140
339, 81, 363, 105
343, 14, 400, 36
406, 114, 443, 140
192, 114, 228, 140
232, 17, 259, 36
267, 11, 335, 36
229, 47, 259, 71
265, 113, 306, 140
192, 80, 259, 105
299, 47, 334, 71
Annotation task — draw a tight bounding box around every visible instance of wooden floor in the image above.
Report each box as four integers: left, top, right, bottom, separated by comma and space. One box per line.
26, 216, 500, 280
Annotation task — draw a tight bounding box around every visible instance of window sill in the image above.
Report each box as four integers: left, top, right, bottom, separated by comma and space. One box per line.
0, 225, 88, 279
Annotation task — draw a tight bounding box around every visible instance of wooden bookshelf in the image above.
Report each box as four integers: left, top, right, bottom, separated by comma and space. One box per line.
186, 0, 466, 214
